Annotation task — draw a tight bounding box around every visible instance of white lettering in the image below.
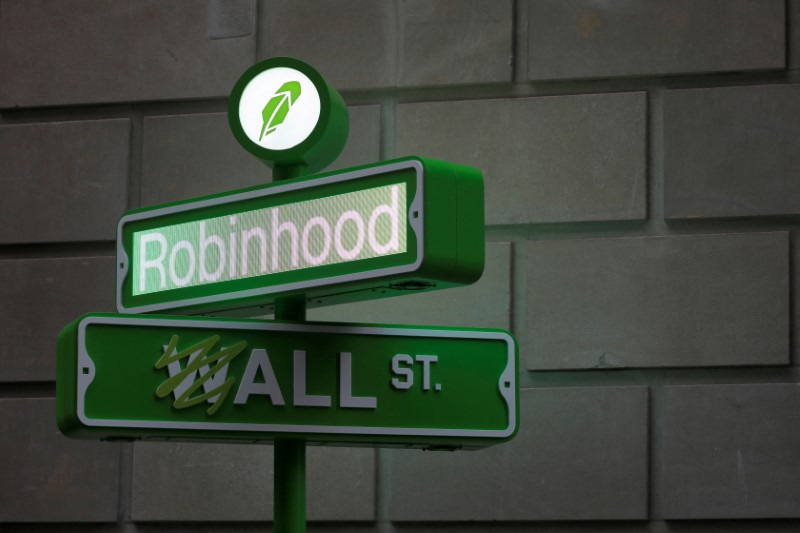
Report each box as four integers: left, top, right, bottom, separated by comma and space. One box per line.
133, 183, 406, 296
139, 232, 168, 292
368, 185, 399, 254
415, 354, 438, 391
339, 352, 377, 409
293, 350, 331, 407
234, 348, 285, 405
391, 354, 414, 390
390, 354, 439, 391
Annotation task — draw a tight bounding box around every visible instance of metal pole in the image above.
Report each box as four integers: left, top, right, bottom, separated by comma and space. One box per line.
274, 436, 306, 532
272, 164, 307, 533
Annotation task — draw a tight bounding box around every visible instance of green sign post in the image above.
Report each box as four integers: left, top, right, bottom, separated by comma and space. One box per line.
57, 313, 518, 448
56, 57, 517, 532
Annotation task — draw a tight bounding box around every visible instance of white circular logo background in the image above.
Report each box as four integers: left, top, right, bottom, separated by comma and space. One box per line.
238, 67, 321, 151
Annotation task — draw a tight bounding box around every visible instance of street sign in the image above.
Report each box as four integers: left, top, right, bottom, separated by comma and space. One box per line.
57, 313, 518, 449
57, 55, 514, 533
228, 56, 349, 172
117, 157, 484, 316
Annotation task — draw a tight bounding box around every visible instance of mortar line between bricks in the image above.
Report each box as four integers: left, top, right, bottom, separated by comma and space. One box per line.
521, 366, 800, 389
648, 374, 665, 519
253, 0, 261, 64
789, 232, 796, 368
0, 382, 55, 398
508, 239, 517, 343
0, 70, 790, 123
0, 241, 116, 260
786, 0, 792, 70
392, 0, 402, 89
511, 0, 526, 84
647, 85, 667, 235
380, 97, 397, 162
511, 238, 531, 388
376, 448, 394, 533
389, 0, 400, 90
118, 442, 134, 524
128, 107, 143, 211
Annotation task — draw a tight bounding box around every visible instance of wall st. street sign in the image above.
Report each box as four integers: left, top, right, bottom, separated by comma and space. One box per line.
117, 157, 484, 316
57, 314, 518, 449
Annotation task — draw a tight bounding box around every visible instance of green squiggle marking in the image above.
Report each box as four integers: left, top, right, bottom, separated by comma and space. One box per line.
155, 335, 246, 416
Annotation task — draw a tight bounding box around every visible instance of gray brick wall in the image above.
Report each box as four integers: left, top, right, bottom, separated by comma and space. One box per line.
131, 443, 375, 521
0, 0, 257, 107
395, 92, 647, 224
526, 232, 789, 370
661, 384, 800, 519
664, 84, 800, 219
1, 0, 799, 531
0, 120, 129, 243
389, 387, 649, 521
527, 0, 785, 80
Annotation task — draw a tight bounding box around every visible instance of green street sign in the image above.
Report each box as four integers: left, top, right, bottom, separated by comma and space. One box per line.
117, 157, 484, 316
57, 313, 518, 449
228, 56, 349, 173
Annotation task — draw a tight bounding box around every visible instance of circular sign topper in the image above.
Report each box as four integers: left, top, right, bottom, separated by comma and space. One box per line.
228, 57, 349, 173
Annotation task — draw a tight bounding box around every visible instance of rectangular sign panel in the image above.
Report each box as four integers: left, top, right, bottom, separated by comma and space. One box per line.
57, 314, 518, 449
117, 157, 484, 315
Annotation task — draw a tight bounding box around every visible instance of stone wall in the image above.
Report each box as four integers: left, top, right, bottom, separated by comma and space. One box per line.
1, 0, 799, 530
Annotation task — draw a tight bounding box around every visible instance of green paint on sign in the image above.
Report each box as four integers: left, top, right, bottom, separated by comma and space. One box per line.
154, 334, 246, 416
260, 81, 301, 140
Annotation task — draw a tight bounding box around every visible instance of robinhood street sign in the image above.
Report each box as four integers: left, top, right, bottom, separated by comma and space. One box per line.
117, 157, 484, 316
57, 314, 518, 449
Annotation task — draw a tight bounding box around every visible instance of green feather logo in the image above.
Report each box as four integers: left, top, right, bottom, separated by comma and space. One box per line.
260, 81, 302, 141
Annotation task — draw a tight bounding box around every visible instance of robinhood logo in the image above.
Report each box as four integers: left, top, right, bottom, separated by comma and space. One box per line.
155, 335, 246, 416
237, 68, 320, 150
260, 81, 301, 141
